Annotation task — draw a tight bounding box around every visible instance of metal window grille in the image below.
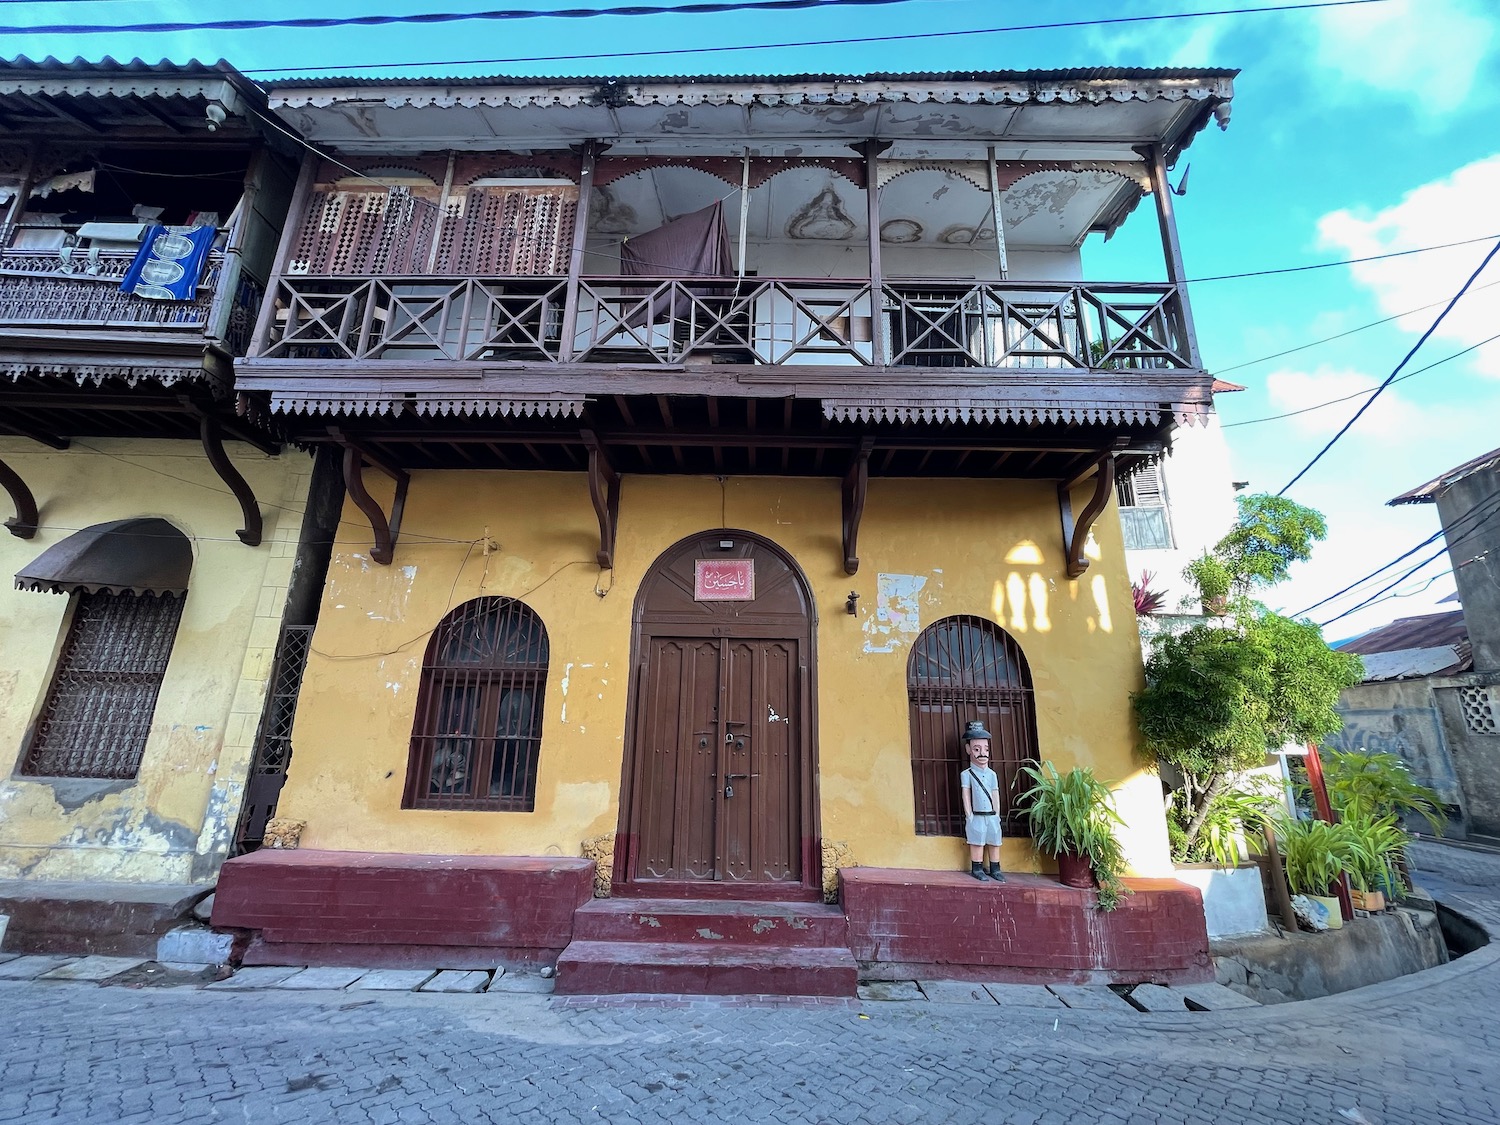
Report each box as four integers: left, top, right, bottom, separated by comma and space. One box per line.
907, 615, 1039, 838
404, 597, 549, 811
234, 625, 314, 852
21, 591, 186, 779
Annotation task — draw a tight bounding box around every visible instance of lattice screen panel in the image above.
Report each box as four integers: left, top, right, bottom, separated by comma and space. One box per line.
1459, 686, 1499, 735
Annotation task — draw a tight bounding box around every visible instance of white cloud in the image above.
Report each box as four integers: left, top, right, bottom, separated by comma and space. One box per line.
1311, 0, 1497, 112
1263, 365, 1415, 438
1317, 154, 1500, 377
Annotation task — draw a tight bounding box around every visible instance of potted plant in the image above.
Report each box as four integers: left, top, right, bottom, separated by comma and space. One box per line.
1322, 749, 1446, 835
1017, 762, 1130, 911
1341, 813, 1411, 911
1275, 816, 1350, 929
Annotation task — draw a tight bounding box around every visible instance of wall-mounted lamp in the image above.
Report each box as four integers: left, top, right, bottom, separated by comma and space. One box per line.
204, 103, 228, 131
845, 591, 860, 616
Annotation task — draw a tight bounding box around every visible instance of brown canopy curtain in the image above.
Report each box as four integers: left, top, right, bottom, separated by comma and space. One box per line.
620, 200, 734, 327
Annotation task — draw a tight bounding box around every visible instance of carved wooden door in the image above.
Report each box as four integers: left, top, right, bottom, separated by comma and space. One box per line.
633, 635, 801, 885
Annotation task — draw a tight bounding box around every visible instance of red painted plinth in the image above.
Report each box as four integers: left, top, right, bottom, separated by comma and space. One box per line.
213, 849, 595, 968
841, 869, 1213, 985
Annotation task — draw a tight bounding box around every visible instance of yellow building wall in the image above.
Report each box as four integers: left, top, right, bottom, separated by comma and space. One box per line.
0, 436, 309, 884
280, 469, 1173, 878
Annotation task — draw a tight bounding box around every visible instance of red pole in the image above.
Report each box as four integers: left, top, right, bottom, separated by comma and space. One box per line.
1305, 743, 1352, 921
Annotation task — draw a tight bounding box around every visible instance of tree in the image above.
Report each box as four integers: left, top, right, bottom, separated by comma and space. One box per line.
1184, 493, 1328, 611
1132, 496, 1361, 856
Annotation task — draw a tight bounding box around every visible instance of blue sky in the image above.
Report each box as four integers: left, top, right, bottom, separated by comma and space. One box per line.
7, 0, 1499, 641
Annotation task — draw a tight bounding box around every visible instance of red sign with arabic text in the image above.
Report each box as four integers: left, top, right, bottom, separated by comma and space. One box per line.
694, 559, 755, 601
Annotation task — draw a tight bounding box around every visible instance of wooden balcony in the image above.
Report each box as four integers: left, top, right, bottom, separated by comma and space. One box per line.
253, 273, 1195, 374
0, 248, 265, 356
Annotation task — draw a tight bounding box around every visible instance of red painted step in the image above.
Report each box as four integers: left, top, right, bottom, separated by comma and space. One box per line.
570, 898, 849, 946
557, 898, 857, 996
555, 940, 858, 996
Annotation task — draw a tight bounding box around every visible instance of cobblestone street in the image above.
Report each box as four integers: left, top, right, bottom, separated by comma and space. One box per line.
2, 842, 1497, 1125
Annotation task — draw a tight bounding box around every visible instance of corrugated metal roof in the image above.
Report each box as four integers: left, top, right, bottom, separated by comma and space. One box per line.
0, 55, 269, 106
1335, 610, 1469, 655
1354, 645, 1469, 682
1389, 445, 1500, 506
261, 66, 1239, 90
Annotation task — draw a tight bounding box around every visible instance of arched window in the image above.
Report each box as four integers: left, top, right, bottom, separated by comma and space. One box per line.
907, 615, 1039, 838
403, 597, 548, 811
16, 517, 192, 780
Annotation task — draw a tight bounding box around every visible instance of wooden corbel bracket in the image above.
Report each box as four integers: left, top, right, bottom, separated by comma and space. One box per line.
1058, 446, 1122, 579
582, 429, 620, 570
332, 429, 409, 566
841, 438, 873, 576
192, 409, 264, 547
0, 454, 39, 539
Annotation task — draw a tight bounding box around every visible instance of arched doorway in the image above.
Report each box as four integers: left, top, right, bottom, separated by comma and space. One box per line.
615, 529, 819, 899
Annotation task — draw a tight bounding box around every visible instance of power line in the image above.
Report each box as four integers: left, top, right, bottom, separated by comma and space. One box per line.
1276, 236, 1500, 497
1223, 331, 1500, 429
1214, 277, 1500, 377
1291, 488, 1500, 618
1317, 541, 1458, 629
0, 0, 949, 36
1185, 232, 1500, 284
15, 0, 1378, 55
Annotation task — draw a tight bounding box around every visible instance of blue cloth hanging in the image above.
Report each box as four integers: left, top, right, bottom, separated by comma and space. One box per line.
118, 224, 216, 301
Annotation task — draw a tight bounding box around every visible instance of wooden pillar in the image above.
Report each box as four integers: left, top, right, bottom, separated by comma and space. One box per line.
1148, 145, 1202, 369
248, 152, 318, 358
558, 141, 598, 362
861, 141, 886, 366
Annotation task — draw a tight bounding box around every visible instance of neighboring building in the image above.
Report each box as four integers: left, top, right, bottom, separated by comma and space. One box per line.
0, 59, 314, 952
200, 67, 1237, 990
1119, 387, 1241, 613
1329, 448, 1500, 842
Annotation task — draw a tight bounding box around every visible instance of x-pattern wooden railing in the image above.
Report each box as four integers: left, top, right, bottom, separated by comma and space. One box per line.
884, 282, 1190, 370
260, 274, 1193, 370
265, 277, 568, 361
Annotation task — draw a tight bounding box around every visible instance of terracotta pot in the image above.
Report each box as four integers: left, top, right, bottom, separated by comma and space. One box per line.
1056, 850, 1096, 889
1350, 888, 1385, 912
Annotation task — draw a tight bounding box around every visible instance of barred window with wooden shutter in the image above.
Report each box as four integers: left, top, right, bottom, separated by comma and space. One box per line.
907, 616, 1039, 838
21, 591, 186, 779
1116, 461, 1174, 550
404, 597, 549, 811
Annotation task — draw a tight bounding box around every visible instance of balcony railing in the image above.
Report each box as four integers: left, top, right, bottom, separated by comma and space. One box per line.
0, 248, 266, 354
256, 274, 1195, 371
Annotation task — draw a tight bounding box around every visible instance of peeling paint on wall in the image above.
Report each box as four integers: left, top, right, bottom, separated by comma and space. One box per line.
862, 573, 929, 654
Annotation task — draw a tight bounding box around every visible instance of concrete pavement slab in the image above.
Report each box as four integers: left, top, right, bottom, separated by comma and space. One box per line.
419, 970, 490, 993
856, 980, 924, 1001
1127, 983, 1189, 1012
918, 980, 996, 1004
1046, 984, 1136, 1010
1179, 982, 1261, 1010
38, 956, 148, 983
350, 969, 437, 991
0, 955, 75, 980
202, 965, 303, 990
983, 983, 1065, 1007
487, 974, 555, 994
274, 967, 369, 990
0, 952, 18, 964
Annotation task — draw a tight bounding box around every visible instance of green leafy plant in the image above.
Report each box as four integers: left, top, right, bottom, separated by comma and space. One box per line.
1135, 607, 1362, 860
1173, 776, 1281, 868
1275, 816, 1352, 898
1322, 749, 1446, 835
1340, 813, 1411, 895
1018, 762, 1131, 911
